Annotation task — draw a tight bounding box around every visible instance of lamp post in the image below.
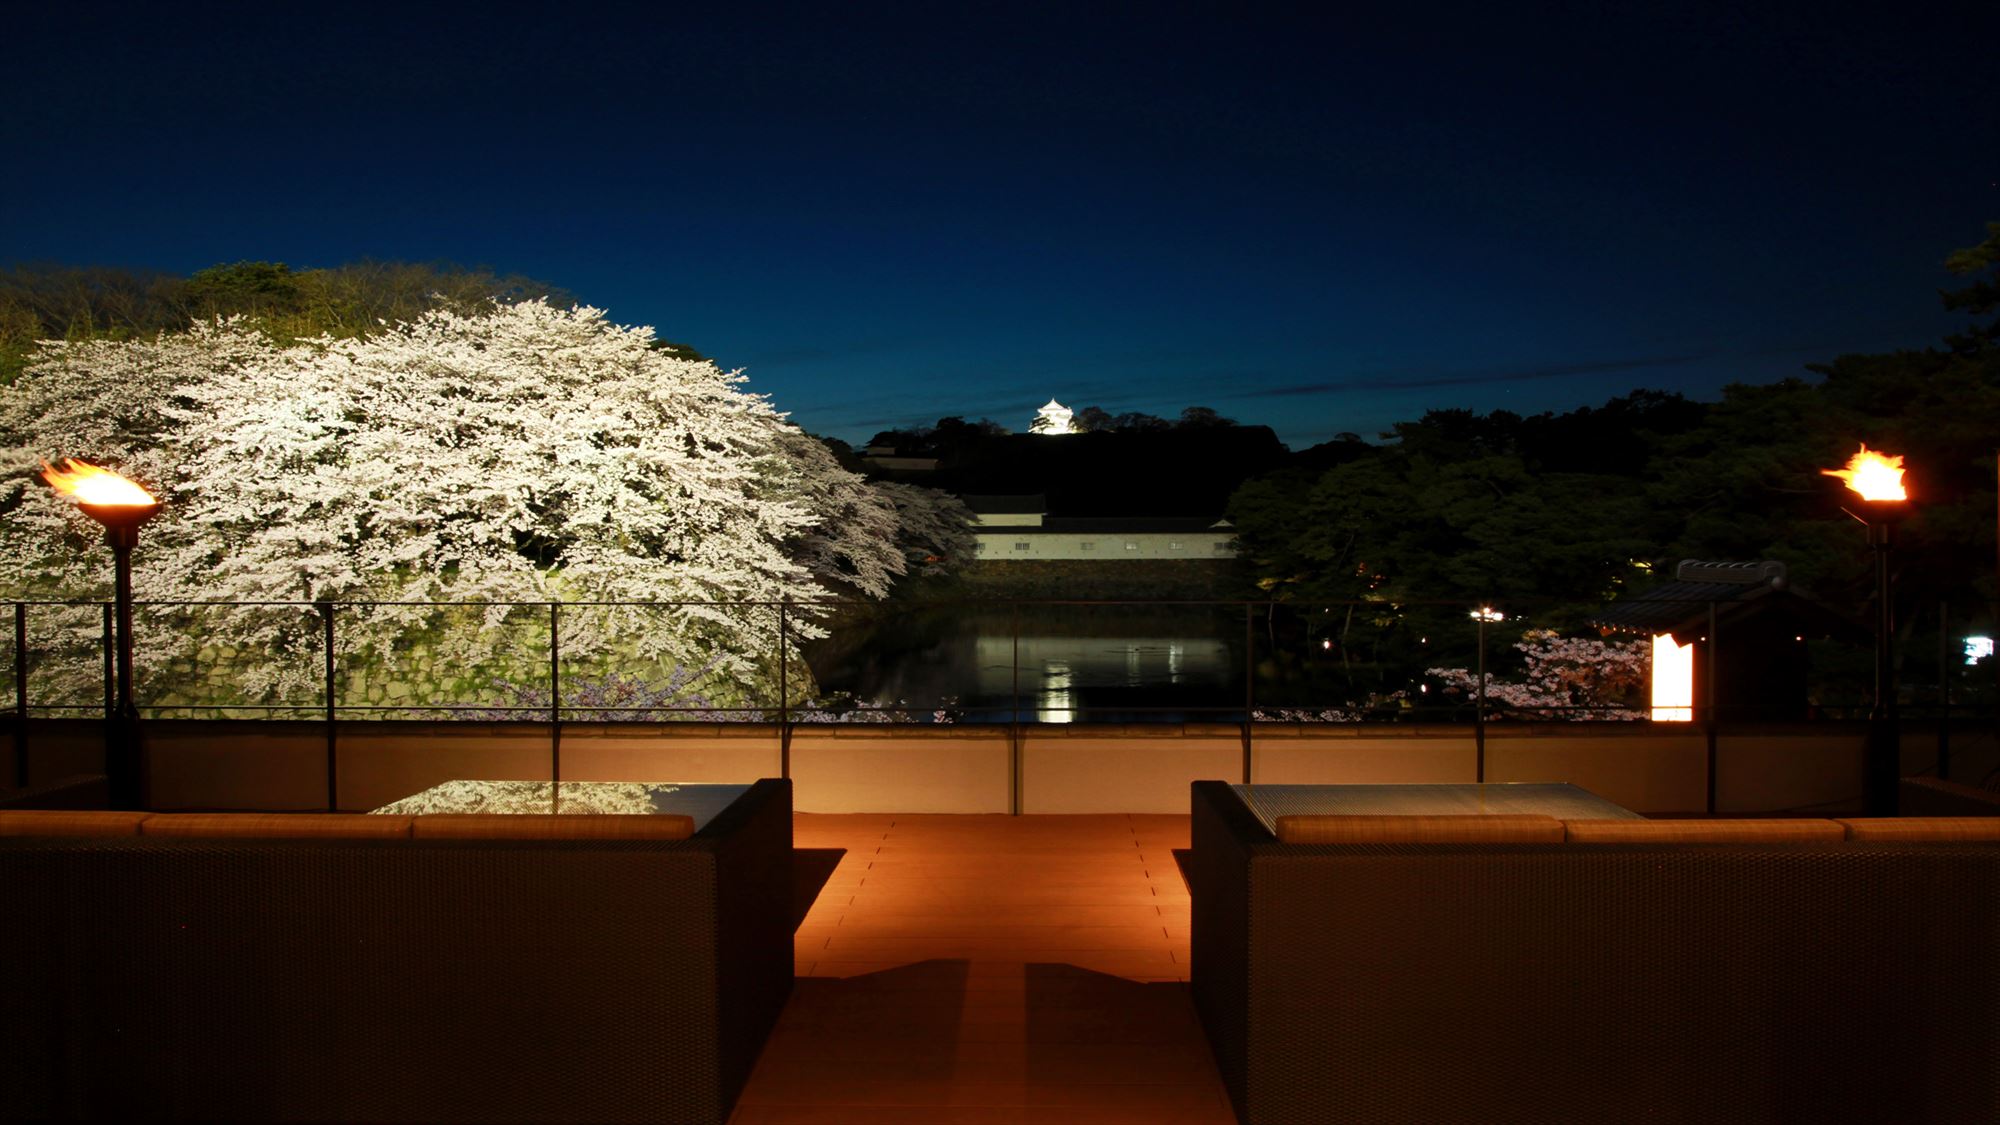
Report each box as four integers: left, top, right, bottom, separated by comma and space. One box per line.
1822, 445, 1909, 815
41, 458, 161, 810
1468, 606, 1503, 781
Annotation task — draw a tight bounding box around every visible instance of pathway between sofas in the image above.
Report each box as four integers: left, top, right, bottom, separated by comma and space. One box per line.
730, 813, 1236, 1124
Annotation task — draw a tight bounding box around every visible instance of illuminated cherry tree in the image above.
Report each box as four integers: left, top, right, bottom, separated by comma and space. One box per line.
0, 301, 967, 708
1427, 630, 1649, 720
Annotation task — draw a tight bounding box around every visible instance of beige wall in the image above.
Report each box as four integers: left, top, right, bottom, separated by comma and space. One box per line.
145, 722, 328, 811
15, 717, 1953, 817
9, 720, 107, 789
788, 727, 1010, 813
334, 722, 556, 812
1900, 725, 2000, 787
127, 721, 783, 812
557, 723, 782, 785
1483, 726, 1710, 815
1023, 726, 1241, 813
1714, 728, 1867, 815
1250, 726, 1478, 787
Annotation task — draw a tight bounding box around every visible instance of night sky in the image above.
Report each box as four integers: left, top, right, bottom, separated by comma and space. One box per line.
5, 2, 1996, 448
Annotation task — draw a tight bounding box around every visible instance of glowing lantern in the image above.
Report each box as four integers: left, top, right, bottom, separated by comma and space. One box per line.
1820, 445, 1906, 503
40, 457, 161, 810
1820, 444, 1911, 815
41, 458, 159, 510
1650, 633, 1694, 722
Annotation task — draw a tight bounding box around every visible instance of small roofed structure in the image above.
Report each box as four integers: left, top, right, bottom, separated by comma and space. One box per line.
1590, 560, 1864, 722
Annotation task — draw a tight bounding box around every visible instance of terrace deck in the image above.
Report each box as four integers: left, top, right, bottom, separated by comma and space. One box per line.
731, 813, 1235, 1123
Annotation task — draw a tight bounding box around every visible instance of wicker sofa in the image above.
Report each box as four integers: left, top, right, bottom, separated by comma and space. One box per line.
1189, 780, 2000, 1125
0, 777, 794, 1124
1901, 774, 2000, 817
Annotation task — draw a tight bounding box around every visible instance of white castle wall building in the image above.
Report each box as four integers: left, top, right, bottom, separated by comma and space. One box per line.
964, 495, 1236, 561
1029, 399, 1077, 435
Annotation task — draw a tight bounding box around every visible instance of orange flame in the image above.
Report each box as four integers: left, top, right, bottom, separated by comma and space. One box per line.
1820, 445, 1906, 502
39, 458, 157, 506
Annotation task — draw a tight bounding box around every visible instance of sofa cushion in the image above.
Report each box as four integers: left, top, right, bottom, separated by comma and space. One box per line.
0, 810, 152, 836
1563, 818, 1845, 844
1273, 814, 1565, 844
141, 813, 415, 839
1836, 817, 2000, 842
411, 813, 696, 840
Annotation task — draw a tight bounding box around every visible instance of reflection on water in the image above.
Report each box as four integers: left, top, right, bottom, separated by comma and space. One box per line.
976, 637, 1228, 722
1041, 658, 1073, 723
810, 609, 1240, 722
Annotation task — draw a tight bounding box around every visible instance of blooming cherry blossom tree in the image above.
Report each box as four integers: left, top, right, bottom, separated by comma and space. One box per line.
0, 301, 968, 710
1427, 630, 1649, 720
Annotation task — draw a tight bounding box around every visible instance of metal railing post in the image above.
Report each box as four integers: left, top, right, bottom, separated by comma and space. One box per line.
1010, 601, 1021, 815
1242, 603, 1255, 783
12, 602, 26, 787
1705, 601, 1719, 815
102, 602, 114, 720
778, 598, 790, 778
319, 601, 337, 811
549, 601, 561, 793
1474, 612, 1487, 783
1937, 599, 1950, 780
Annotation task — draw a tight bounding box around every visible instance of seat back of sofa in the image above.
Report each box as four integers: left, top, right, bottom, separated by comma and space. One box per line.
1263, 843, 1995, 1123
1190, 781, 2000, 1125
0, 778, 791, 1125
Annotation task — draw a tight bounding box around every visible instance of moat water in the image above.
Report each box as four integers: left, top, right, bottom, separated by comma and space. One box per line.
807, 604, 1246, 723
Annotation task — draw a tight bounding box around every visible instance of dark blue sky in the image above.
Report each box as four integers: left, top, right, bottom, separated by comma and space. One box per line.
6, 2, 1996, 447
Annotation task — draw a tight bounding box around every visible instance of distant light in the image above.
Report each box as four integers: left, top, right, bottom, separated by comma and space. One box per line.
1319, 638, 1332, 651
1030, 398, 1077, 435
1419, 683, 1428, 693
1967, 636, 1995, 665
1469, 606, 1504, 623
1651, 633, 1695, 722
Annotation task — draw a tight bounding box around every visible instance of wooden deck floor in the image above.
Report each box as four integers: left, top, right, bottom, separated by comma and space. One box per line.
729, 813, 1237, 1124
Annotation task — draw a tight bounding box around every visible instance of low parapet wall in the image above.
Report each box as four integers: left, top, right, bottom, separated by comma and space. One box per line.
3, 719, 1991, 816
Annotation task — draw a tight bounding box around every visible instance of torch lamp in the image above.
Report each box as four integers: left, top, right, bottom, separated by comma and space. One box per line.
41, 458, 161, 809
1822, 445, 1910, 815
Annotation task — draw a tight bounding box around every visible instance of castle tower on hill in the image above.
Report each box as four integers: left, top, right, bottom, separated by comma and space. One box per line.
1030, 399, 1076, 435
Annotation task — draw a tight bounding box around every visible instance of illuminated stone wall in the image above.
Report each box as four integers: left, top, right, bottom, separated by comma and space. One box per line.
973, 531, 1236, 560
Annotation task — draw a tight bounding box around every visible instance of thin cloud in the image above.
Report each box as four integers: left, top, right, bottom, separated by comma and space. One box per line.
1230, 353, 1710, 399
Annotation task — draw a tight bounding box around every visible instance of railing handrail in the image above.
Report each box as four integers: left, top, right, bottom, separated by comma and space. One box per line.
5, 594, 1908, 609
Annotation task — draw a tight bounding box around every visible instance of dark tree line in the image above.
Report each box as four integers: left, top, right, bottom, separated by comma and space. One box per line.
1226, 222, 2000, 706
0, 260, 714, 384
1071, 405, 1238, 432
867, 405, 1239, 457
